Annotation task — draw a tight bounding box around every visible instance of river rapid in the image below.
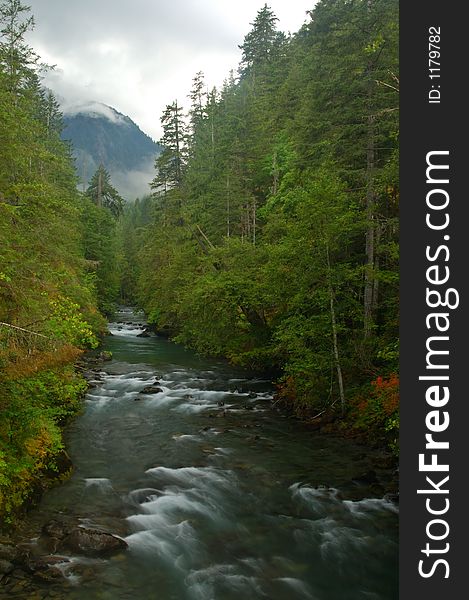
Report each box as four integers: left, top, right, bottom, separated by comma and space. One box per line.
5, 308, 398, 599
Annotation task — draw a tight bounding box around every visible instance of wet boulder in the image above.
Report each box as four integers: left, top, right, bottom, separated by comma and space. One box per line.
41, 519, 127, 557
27, 556, 70, 582
60, 527, 128, 557
42, 519, 70, 540
141, 385, 163, 394
39, 520, 70, 553
98, 351, 113, 362
0, 559, 14, 575
137, 329, 151, 338
0, 542, 19, 563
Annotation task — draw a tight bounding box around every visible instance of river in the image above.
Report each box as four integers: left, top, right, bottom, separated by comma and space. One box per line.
5, 307, 398, 599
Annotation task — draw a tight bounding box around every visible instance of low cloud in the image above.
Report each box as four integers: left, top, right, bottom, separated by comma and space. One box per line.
110, 157, 156, 201
62, 101, 128, 125
27, 0, 312, 140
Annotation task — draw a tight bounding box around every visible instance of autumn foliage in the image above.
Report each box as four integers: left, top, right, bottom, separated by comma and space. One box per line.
349, 374, 400, 453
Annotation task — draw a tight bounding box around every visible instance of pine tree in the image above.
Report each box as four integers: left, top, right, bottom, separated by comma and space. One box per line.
152, 101, 186, 193
126, 0, 399, 424
86, 165, 124, 218
188, 71, 206, 133
239, 4, 285, 77
0, 0, 38, 93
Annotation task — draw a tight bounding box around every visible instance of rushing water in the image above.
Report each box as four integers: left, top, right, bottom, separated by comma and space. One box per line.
7, 308, 398, 599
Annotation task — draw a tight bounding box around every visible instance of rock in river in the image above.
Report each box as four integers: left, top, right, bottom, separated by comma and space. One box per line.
61, 527, 127, 557
141, 385, 163, 394
0, 559, 14, 575
0, 542, 20, 563
137, 329, 151, 338
41, 520, 127, 557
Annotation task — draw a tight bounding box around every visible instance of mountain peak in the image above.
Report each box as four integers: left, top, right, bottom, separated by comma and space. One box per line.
60, 100, 161, 200
62, 101, 130, 126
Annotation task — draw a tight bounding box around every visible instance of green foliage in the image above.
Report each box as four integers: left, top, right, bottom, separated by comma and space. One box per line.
123, 0, 399, 440
152, 101, 186, 192
0, 0, 109, 522
44, 295, 99, 349
239, 4, 286, 76
86, 164, 124, 218
81, 195, 121, 316
0, 367, 86, 523
347, 374, 399, 454
0, 0, 105, 342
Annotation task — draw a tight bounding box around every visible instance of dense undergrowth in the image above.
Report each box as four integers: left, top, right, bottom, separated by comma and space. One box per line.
1, 0, 400, 525
0, 1, 115, 526
120, 1, 400, 455
0, 365, 87, 525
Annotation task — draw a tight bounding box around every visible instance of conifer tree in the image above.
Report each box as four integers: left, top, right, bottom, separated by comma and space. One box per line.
86, 164, 124, 218
0, 0, 38, 93
152, 101, 186, 193
238, 4, 285, 77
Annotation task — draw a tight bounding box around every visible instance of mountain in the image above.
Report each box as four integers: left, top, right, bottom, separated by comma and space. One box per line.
61, 101, 161, 200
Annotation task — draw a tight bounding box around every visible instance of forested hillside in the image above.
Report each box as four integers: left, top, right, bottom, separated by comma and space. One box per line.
122, 0, 399, 447
61, 102, 162, 199
1, 0, 399, 525
0, 0, 120, 522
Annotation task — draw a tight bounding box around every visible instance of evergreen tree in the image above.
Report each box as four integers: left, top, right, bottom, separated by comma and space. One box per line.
86, 164, 124, 218
152, 100, 186, 193
239, 4, 285, 77
188, 70, 206, 133
129, 0, 399, 432
0, 0, 38, 93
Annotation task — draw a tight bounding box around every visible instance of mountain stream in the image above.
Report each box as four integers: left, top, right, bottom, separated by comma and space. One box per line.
4, 308, 398, 600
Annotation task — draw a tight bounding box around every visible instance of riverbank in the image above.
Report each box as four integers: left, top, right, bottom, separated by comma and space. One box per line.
275, 376, 399, 458
0, 366, 84, 529
142, 317, 400, 461
135, 314, 399, 493
0, 347, 115, 531
0, 308, 397, 599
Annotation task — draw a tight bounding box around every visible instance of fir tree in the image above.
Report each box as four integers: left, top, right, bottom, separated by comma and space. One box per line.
86, 164, 124, 218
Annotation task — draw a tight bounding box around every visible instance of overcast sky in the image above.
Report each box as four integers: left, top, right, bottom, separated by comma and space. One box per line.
26, 0, 315, 140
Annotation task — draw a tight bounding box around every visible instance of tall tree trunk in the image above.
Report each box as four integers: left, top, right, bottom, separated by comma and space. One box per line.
326, 243, 345, 415
364, 111, 375, 338
97, 169, 102, 208
272, 150, 279, 195
252, 197, 256, 245
174, 101, 181, 184
364, 0, 376, 339
372, 221, 381, 314
210, 108, 215, 167
226, 174, 231, 237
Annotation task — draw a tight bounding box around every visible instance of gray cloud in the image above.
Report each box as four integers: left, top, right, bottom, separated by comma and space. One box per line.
27, 0, 313, 139
111, 158, 156, 201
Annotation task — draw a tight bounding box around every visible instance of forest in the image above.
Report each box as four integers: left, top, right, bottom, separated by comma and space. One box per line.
0, 0, 399, 525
